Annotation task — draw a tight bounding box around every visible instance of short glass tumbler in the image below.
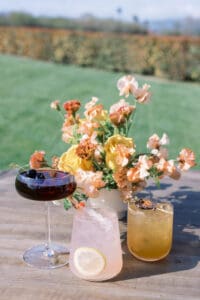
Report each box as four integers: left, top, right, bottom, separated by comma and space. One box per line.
69, 207, 123, 281
127, 201, 173, 262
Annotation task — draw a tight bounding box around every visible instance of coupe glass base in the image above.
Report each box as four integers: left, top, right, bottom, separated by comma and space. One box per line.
23, 243, 69, 269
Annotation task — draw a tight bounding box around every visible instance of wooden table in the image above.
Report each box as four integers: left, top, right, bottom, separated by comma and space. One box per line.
0, 170, 200, 300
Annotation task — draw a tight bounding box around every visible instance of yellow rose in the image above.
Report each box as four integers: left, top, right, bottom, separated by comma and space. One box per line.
58, 145, 93, 174
104, 134, 134, 170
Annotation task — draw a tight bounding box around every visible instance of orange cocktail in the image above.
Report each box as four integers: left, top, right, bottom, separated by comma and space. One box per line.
127, 200, 173, 261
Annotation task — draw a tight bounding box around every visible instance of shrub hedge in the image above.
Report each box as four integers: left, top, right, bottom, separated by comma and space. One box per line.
0, 26, 199, 81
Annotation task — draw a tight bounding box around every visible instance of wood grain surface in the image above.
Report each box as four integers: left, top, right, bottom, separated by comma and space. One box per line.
0, 170, 200, 300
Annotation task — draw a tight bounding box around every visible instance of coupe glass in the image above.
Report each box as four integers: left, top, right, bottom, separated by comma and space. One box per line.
15, 167, 76, 269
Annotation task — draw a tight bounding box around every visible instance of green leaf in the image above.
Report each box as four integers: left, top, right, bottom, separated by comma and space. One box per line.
73, 191, 88, 202
63, 198, 72, 210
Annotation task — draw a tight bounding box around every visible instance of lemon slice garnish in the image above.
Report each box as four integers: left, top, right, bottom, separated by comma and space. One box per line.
73, 247, 106, 277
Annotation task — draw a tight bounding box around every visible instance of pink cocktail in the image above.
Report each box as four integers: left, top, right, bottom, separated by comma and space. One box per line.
69, 207, 123, 281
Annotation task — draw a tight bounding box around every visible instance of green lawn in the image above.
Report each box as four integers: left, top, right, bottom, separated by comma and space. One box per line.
0, 54, 200, 170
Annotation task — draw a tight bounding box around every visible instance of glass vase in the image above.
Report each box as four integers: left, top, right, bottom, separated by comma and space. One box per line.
88, 188, 127, 219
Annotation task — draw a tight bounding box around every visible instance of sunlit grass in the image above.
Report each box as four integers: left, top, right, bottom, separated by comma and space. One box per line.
0, 54, 200, 170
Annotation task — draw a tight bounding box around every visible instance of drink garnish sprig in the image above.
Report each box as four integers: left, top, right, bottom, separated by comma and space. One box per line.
135, 199, 156, 210
129, 195, 156, 210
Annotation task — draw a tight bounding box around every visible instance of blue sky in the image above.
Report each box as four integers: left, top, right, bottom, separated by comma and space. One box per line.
1, 0, 200, 20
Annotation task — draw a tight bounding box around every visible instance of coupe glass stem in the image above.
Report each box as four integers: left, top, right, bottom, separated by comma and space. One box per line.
45, 202, 53, 255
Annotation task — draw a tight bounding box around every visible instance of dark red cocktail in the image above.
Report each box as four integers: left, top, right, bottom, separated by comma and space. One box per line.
15, 168, 76, 269
15, 169, 76, 201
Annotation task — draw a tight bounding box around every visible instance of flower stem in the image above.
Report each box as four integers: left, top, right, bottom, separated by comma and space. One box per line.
58, 110, 65, 120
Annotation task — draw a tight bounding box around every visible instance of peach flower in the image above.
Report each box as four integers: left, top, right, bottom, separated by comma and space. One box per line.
110, 99, 135, 115
167, 160, 181, 180
85, 97, 98, 111
50, 100, 60, 110
76, 135, 97, 160
117, 75, 139, 97
147, 134, 160, 149
115, 144, 135, 167
177, 148, 196, 171
127, 155, 152, 183
51, 156, 60, 169
151, 147, 169, 160
147, 133, 169, 150
113, 167, 147, 201
156, 158, 181, 180
113, 167, 129, 189
138, 155, 153, 177
62, 114, 78, 143
78, 119, 99, 136
84, 97, 105, 121
29, 150, 46, 169
134, 84, 151, 104
75, 169, 106, 197
63, 100, 81, 114
127, 166, 141, 183
113, 167, 134, 201
62, 125, 75, 143
109, 99, 135, 126
85, 104, 107, 122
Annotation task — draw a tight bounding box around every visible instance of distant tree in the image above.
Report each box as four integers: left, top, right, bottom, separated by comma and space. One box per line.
173, 20, 181, 35
143, 20, 149, 31
132, 15, 139, 24
9, 12, 36, 26
116, 7, 123, 18
182, 17, 200, 35
0, 11, 148, 34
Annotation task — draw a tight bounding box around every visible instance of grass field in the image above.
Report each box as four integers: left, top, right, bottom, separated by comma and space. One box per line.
0, 54, 200, 170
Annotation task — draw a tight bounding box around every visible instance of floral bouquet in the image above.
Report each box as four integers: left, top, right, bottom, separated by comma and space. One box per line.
30, 75, 196, 208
